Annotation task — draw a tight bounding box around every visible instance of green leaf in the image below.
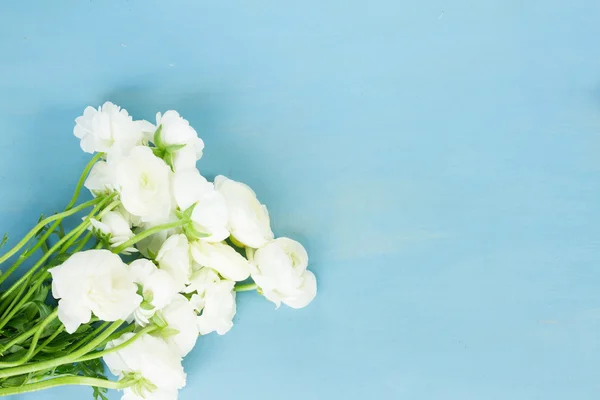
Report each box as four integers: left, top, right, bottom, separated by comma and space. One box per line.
157, 327, 180, 339
184, 223, 210, 240
163, 150, 175, 171
182, 202, 197, 220
135, 283, 144, 297
153, 124, 164, 148
0, 347, 26, 361
151, 146, 166, 159
164, 143, 186, 153
32, 285, 50, 303
5, 315, 29, 333
150, 312, 168, 329
0, 374, 28, 388
93, 386, 109, 400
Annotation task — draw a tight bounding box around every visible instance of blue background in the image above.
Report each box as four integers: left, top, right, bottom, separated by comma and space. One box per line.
1, 1, 600, 399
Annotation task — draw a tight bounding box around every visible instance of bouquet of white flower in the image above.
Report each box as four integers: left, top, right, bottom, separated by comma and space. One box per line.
0, 102, 317, 399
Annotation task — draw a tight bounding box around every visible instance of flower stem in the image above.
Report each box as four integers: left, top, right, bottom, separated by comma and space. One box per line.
30, 325, 64, 357
0, 309, 58, 367
0, 197, 102, 280
71, 231, 94, 253
68, 322, 110, 352
0, 376, 130, 396
0, 318, 41, 351
234, 283, 258, 292
112, 219, 188, 254
0, 275, 31, 317
64, 153, 104, 211
76, 325, 157, 362
0, 320, 123, 379
0, 273, 48, 330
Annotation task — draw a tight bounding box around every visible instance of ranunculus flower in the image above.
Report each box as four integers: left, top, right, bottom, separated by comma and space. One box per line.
115, 146, 173, 223
74, 101, 148, 155
214, 175, 274, 248
190, 240, 250, 282
104, 333, 185, 399
188, 269, 236, 335
128, 259, 178, 326
90, 210, 136, 253
49, 250, 141, 333
156, 234, 192, 291
155, 110, 204, 171
172, 169, 229, 242
161, 294, 199, 357
250, 238, 317, 309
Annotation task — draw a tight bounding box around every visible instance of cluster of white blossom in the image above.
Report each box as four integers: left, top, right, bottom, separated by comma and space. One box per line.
49, 102, 317, 400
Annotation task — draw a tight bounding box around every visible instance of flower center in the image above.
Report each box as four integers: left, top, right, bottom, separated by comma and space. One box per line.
139, 173, 154, 190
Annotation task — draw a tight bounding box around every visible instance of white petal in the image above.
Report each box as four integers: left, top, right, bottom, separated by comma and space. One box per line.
191, 241, 250, 282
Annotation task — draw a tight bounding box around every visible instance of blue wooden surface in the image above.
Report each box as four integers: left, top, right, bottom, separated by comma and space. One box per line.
1, 1, 600, 399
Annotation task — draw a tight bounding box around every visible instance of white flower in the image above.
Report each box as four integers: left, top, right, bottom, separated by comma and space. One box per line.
128, 259, 178, 326
249, 238, 317, 309
155, 111, 204, 171
193, 277, 236, 336
172, 169, 229, 242
104, 333, 185, 398
160, 294, 199, 357
156, 234, 192, 291
116, 146, 173, 223
190, 241, 250, 282
74, 102, 147, 155
49, 250, 141, 333
90, 210, 136, 252
214, 175, 274, 248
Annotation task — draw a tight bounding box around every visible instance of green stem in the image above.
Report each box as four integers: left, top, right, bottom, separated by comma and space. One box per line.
234, 282, 258, 292
0, 310, 58, 367
0, 321, 123, 379
0, 317, 42, 352
65, 153, 104, 211
102, 323, 136, 343
71, 231, 94, 253
0, 198, 102, 282
76, 325, 157, 362
31, 325, 65, 357
0, 376, 129, 396
0, 273, 48, 330
0, 275, 31, 319
68, 322, 110, 353
112, 219, 187, 254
